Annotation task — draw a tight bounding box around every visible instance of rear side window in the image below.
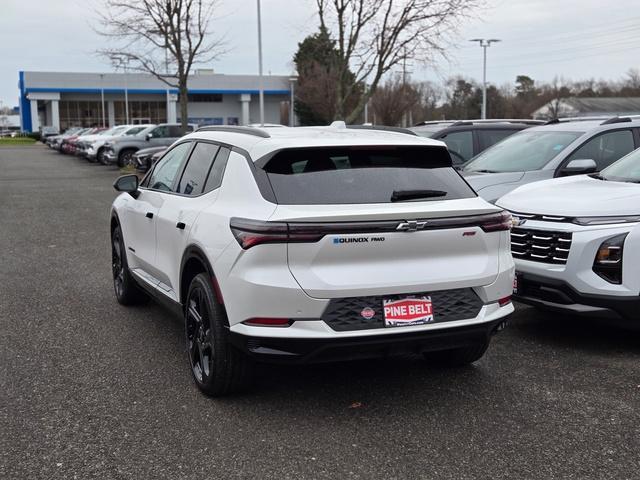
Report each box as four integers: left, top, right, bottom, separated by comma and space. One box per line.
177, 142, 219, 195
204, 147, 230, 193
440, 131, 473, 164
169, 125, 188, 137
260, 146, 474, 205
151, 126, 169, 138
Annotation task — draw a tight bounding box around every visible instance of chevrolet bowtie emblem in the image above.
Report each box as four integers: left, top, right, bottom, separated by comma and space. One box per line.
396, 220, 427, 232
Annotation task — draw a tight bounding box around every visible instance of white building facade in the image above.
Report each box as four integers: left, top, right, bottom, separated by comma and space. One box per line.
19, 71, 293, 132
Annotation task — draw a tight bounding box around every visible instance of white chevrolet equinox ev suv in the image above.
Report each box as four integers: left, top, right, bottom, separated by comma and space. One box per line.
110, 124, 515, 396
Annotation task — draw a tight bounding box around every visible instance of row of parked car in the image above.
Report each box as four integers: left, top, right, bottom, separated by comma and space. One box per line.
45, 123, 194, 171
408, 115, 640, 323
59, 116, 640, 333
457, 116, 640, 324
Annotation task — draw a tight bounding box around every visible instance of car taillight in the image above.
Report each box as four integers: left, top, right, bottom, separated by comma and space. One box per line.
230, 218, 323, 249
498, 296, 512, 307
242, 317, 292, 327
479, 211, 512, 232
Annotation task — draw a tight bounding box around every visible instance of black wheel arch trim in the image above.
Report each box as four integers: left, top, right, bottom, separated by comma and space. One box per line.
178, 244, 228, 320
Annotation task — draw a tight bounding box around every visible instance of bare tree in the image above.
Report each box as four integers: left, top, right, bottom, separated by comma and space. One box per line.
625, 68, 640, 90
95, 0, 224, 132
316, 0, 479, 123
370, 75, 422, 126
540, 76, 573, 120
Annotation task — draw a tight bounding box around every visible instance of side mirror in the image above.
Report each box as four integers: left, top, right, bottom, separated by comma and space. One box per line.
113, 174, 139, 198
560, 159, 597, 176
145, 133, 153, 141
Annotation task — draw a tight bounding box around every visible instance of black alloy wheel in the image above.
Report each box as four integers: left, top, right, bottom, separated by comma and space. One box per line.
119, 150, 136, 168
186, 285, 214, 384
112, 228, 125, 299
184, 273, 253, 396
111, 225, 146, 305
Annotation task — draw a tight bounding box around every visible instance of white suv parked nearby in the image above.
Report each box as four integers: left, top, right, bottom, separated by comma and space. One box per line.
110, 124, 515, 396
497, 148, 640, 323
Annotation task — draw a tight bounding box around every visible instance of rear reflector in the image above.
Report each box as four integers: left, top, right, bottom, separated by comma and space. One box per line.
242, 318, 292, 327
498, 296, 512, 307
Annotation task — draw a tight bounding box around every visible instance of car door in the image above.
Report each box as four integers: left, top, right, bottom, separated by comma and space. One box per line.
154, 142, 229, 299
123, 141, 193, 286
147, 125, 171, 147
562, 128, 636, 171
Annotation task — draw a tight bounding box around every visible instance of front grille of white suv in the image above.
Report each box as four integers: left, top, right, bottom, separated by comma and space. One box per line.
510, 227, 572, 264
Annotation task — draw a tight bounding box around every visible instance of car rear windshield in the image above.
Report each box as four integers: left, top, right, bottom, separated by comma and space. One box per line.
260, 146, 475, 205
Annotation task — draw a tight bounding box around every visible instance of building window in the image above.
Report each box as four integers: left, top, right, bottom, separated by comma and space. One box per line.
186, 93, 223, 103
114, 101, 167, 125
58, 101, 103, 129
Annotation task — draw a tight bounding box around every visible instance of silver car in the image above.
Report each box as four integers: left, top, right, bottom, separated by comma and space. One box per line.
462, 116, 640, 202
102, 123, 196, 167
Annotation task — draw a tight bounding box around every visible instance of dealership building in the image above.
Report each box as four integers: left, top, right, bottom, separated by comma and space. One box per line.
18, 70, 295, 132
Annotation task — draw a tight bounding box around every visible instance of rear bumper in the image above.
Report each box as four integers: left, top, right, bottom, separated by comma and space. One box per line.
515, 272, 640, 321
229, 317, 509, 364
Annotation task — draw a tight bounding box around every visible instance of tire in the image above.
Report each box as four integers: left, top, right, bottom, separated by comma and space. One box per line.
98, 148, 110, 165
118, 149, 137, 168
111, 225, 147, 305
185, 273, 253, 396
423, 340, 489, 367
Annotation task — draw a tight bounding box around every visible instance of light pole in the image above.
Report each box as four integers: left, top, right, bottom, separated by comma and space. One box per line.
469, 38, 500, 119
123, 60, 129, 124
99, 74, 106, 127
109, 55, 130, 124
288, 75, 297, 127
257, 0, 264, 126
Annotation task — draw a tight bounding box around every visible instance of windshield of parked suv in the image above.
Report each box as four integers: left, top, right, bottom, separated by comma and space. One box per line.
124, 126, 147, 136
100, 127, 123, 136
261, 146, 476, 204
600, 148, 640, 183
108, 126, 128, 135
464, 130, 582, 173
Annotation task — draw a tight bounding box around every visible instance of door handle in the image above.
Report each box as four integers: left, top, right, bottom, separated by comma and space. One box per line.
176, 222, 186, 230
145, 212, 154, 219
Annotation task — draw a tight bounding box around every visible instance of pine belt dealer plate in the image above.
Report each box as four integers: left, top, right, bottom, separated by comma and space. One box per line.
383, 297, 434, 327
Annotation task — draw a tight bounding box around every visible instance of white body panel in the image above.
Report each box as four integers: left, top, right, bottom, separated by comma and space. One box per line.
112, 126, 514, 341
497, 176, 640, 305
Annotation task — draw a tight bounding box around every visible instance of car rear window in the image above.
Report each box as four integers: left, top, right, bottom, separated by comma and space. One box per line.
260, 146, 475, 205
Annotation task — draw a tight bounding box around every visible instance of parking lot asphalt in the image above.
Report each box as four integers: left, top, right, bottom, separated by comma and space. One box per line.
2, 145, 640, 480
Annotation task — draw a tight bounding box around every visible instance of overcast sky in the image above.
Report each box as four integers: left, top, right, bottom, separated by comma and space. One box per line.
1, 0, 639, 108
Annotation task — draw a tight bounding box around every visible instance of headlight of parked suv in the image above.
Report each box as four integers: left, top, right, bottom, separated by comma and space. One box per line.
593, 233, 628, 284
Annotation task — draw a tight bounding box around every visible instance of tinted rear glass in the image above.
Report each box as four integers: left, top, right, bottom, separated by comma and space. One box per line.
261, 146, 475, 205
